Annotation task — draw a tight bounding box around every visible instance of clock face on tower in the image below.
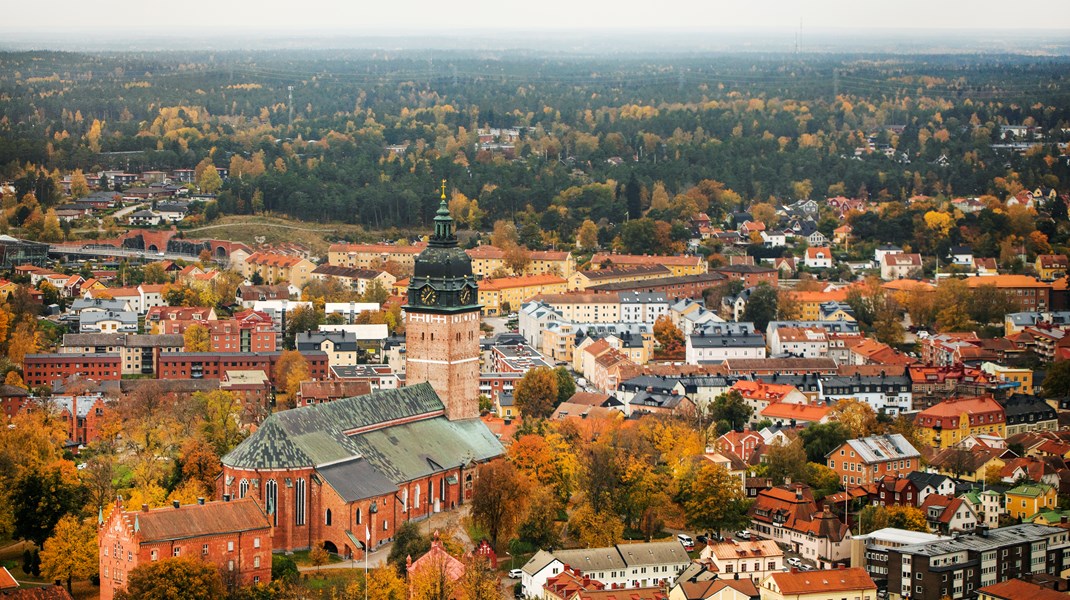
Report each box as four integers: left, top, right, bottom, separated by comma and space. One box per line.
420, 286, 438, 305
459, 286, 472, 305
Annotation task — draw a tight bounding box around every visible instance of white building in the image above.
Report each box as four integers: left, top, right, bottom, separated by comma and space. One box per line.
520, 541, 690, 598
700, 540, 783, 585
686, 323, 766, 364
770, 326, 829, 358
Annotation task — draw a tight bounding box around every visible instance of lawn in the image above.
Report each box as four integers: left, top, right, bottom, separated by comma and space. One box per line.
0, 539, 98, 599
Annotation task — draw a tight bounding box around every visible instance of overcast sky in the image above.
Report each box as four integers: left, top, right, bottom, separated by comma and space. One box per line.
12, 0, 1070, 32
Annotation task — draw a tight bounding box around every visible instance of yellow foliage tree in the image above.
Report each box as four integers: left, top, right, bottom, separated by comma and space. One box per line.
183, 323, 211, 352
40, 515, 98, 594
69, 169, 90, 198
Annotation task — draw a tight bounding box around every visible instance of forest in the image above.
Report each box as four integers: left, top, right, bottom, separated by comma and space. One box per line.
1, 49, 1068, 244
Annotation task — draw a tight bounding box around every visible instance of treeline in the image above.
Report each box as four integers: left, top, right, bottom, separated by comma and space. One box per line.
1, 50, 1069, 233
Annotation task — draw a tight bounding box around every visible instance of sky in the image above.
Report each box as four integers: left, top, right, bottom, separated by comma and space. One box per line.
12, 0, 1070, 33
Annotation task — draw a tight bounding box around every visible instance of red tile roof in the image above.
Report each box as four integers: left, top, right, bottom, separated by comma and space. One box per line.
590, 253, 703, 267
978, 578, 1069, 600
124, 498, 270, 542
0, 567, 17, 590
915, 396, 1005, 430
768, 567, 875, 595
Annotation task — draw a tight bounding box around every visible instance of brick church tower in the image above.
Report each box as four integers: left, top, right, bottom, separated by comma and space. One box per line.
405, 183, 481, 421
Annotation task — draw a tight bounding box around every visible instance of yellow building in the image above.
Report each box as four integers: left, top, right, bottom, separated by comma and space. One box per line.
980, 362, 1033, 395
568, 264, 671, 291
590, 252, 707, 276
1035, 254, 1068, 281
465, 245, 576, 278
574, 330, 654, 366
529, 292, 622, 323
242, 252, 316, 288
788, 289, 853, 321
478, 274, 568, 316
327, 242, 426, 272
759, 568, 876, 600
914, 396, 1007, 449
1005, 483, 1057, 520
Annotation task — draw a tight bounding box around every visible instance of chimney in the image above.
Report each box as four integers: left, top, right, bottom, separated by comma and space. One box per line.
795, 485, 803, 500
141, 504, 149, 512
838, 563, 846, 570
197, 497, 205, 505
172, 500, 180, 509
223, 494, 231, 502
790, 567, 798, 574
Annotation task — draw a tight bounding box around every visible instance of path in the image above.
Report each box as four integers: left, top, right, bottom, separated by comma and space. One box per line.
111, 202, 146, 220
298, 505, 472, 572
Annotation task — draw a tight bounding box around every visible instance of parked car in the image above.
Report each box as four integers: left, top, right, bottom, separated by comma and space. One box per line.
786, 557, 803, 568
677, 534, 695, 550
799, 564, 815, 571
696, 534, 709, 545
508, 568, 524, 579
736, 530, 751, 539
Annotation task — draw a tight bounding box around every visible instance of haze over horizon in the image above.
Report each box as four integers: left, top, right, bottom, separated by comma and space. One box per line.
4, 0, 1069, 53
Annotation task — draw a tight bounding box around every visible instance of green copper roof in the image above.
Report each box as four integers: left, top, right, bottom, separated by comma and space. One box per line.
223, 383, 445, 470
1006, 483, 1054, 498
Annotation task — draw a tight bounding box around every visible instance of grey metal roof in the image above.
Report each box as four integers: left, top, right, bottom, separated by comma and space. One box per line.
522, 550, 559, 576
222, 383, 504, 484
617, 540, 690, 566
688, 333, 765, 348
70, 298, 130, 313
63, 333, 126, 347
551, 547, 628, 572
296, 330, 359, 352
317, 457, 399, 502
896, 524, 1066, 557
79, 310, 137, 325
223, 383, 446, 470
842, 434, 920, 463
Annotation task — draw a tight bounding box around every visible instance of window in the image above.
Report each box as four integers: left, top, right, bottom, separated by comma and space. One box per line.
254, 537, 261, 549
265, 480, 278, 526
254, 556, 261, 568
325, 509, 333, 526
414, 485, 421, 509
227, 541, 234, 552
174, 547, 182, 557
356, 507, 362, 525
239, 477, 249, 498
228, 560, 235, 572
203, 544, 209, 555
295, 478, 306, 526
151, 550, 158, 561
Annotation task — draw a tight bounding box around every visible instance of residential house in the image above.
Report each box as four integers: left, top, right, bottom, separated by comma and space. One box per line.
669, 579, 759, 600
880, 253, 922, 281
919, 494, 978, 535
1035, 255, 1069, 281
520, 541, 690, 598
748, 484, 852, 568
927, 445, 1006, 483
699, 540, 783, 585
914, 397, 1007, 449
978, 579, 1070, 600
758, 567, 876, 600
1005, 484, 1058, 521
242, 252, 316, 288
590, 253, 707, 277
295, 331, 359, 368
687, 323, 766, 364
804, 247, 833, 269
999, 394, 1057, 436
79, 310, 138, 334
826, 435, 921, 488
949, 246, 975, 267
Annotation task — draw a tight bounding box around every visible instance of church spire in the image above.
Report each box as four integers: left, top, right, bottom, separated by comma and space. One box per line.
431, 179, 456, 246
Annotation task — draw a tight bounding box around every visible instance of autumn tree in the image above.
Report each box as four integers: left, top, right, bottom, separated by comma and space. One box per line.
69, 169, 90, 198
387, 521, 430, 574
458, 555, 499, 600
1043, 360, 1070, 397
195, 390, 245, 455
196, 163, 223, 194
554, 366, 575, 405
490, 220, 518, 248
709, 390, 753, 433
503, 244, 531, 275
681, 462, 751, 536
799, 422, 850, 464
830, 398, 878, 438
576, 219, 599, 250
183, 323, 211, 352
568, 502, 624, 548
12, 464, 86, 546
470, 460, 527, 546
115, 557, 225, 600
858, 505, 927, 535
513, 366, 558, 420
653, 315, 684, 355
408, 549, 455, 600
343, 564, 407, 600
40, 515, 97, 593
765, 438, 808, 485
750, 202, 779, 227
7, 320, 40, 366
743, 282, 779, 331
274, 350, 310, 400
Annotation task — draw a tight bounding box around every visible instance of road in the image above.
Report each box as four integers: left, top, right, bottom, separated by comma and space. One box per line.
111, 202, 146, 220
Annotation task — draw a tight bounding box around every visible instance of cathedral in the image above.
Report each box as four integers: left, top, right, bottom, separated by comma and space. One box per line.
219, 186, 502, 556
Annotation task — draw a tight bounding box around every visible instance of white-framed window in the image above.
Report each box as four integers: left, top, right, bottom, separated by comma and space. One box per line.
239, 479, 249, 498
254, 537, 260, 549
295, 478, 306, 526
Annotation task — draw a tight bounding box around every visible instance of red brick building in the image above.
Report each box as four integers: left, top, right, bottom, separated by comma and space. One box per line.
157, 352, 328, 386
713, 264, 778, 288
23, 354, 121, 388
0, 384, 30, 419
98, 498, 272, 600
219, 196, 503, 557
158, 319, 277, 353
827, 434, 922, 487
